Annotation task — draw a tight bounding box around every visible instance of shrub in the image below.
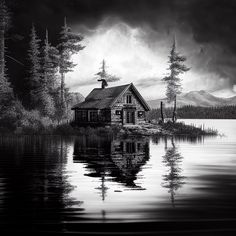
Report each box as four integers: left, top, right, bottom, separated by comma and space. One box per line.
53, 123, 76, 135
20, 110, 56, 134
0, 100, 24, 131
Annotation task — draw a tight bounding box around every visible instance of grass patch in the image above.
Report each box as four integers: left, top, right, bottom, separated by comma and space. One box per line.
160, 121, 218, 136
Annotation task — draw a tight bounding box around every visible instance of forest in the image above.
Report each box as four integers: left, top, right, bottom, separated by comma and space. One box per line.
147, 105, 236, 120
0, 1, 85, 133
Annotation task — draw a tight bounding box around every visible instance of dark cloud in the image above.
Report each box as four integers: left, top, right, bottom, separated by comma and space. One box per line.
185, 0, 236, 52
11, 0, 236, 48
5, 0, 236, 95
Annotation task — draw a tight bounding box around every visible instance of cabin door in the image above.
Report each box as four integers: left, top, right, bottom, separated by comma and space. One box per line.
125, 110, 135, 124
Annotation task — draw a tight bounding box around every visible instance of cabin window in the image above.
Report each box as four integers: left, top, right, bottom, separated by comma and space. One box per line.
116, 110, 122, 115
126, 142, 136, 153
77, 110, 87, 121
138, 111, 144, 118
137, 143, 141, 152
126, 95, 132, 104
90, 111, 98, 122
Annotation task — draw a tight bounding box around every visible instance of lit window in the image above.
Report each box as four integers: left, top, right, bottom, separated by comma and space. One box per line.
138, 111, 144, 118
116, 110, 121, 115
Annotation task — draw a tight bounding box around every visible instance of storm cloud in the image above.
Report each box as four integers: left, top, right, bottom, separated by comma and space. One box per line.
6, 0, 236, 98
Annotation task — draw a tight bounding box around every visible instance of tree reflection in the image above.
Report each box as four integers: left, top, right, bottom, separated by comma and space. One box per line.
0, 136, 81, 231
162, 137, 186, 207
95, 175, 108, 201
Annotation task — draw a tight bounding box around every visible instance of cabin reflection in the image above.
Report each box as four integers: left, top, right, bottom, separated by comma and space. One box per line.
111, 138, 149, 187
73, 135, 150, 195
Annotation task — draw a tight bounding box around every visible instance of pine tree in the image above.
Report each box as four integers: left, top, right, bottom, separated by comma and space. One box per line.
42, 30, 59, 93
57, 17, 85, 120
162, 37, 190, 123
27, 25, 57, 117
27, 24, 42, 109
95, 59, 120, 88
0, 0, 13, 106
41, 29, 59, 117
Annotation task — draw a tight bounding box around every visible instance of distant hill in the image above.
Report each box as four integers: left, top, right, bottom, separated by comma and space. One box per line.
147, 90, 236, 109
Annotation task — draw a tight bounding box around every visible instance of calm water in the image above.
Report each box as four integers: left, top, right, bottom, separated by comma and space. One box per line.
0, 119, 236, 234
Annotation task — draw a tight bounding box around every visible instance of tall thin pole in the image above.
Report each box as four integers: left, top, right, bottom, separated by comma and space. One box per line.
160, 101, 164, 123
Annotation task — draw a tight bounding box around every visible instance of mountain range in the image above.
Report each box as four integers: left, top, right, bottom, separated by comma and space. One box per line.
147, 90, 236, 109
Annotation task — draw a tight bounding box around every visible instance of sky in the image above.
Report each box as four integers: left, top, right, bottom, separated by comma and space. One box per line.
7, 0, 236, 100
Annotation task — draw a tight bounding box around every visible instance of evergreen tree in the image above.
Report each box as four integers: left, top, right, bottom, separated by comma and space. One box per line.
57, 17, 85, 120
0, 0, 13, 107
95, 59, 120, 88
42, 30, 59, 93
41, 29, 59, 117
162, 37, 190, 123
27, 24, 42, 109
27, 25, 57, 117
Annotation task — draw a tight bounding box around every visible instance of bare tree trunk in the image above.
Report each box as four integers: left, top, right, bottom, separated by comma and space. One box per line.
160, 101, 164, 123
60, 71, 68, 122
172, 95, 177, 123
60, 72, 67, 122
60, 72, 65, 105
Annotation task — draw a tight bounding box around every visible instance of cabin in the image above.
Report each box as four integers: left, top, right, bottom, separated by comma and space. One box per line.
72, 83, 150, 126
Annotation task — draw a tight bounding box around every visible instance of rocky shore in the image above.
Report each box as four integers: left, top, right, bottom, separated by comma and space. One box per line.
119, 121, 217, 136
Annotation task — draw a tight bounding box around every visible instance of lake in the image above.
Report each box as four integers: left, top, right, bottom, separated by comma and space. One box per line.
0, 119, 236, 234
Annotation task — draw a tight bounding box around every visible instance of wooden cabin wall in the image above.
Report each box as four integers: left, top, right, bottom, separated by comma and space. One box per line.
111, 88, 146, 125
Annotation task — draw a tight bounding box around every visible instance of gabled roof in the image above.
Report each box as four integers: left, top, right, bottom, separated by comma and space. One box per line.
72, 83, 150, 111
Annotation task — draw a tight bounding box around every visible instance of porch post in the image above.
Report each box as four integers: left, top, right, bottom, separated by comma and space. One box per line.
122, 109, 125, 125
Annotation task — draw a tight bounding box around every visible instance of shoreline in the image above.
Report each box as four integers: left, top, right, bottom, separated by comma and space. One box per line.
0, 121, 218, 137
